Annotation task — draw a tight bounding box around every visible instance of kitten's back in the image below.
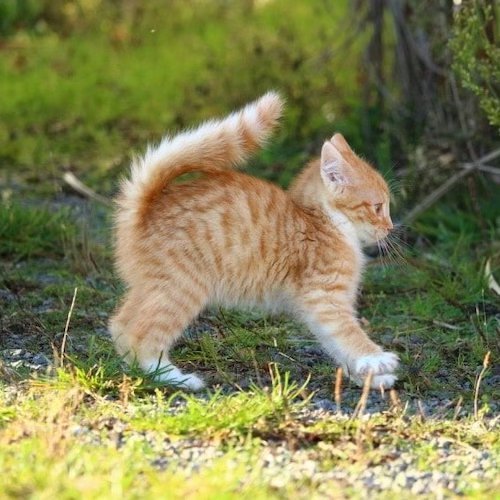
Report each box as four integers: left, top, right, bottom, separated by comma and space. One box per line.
117, 169, 308, 299
116, 91, 284, 226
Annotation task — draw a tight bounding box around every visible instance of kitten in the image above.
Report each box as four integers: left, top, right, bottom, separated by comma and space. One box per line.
109, 91, 399, 390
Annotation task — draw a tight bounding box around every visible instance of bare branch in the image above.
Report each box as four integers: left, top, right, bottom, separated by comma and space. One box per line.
402, 148, 500, 225
63, 172, 113, 207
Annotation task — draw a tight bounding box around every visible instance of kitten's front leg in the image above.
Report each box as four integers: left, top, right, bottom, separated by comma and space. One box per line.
299, 297, 399, 388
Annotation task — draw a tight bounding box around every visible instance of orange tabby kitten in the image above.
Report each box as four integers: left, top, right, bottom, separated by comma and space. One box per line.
110, 92, 399, 390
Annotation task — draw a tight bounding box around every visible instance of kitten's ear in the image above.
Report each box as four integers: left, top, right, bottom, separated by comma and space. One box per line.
330, 133, 355, 156
320, 141, 351, 186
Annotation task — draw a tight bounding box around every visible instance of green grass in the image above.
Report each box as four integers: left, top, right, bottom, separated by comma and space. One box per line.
1, 196, 498, 497
1, 210, 499, 498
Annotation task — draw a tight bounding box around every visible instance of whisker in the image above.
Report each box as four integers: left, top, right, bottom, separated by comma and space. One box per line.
392, 222, 411, 235
377, 235, 407, 268
386, 238, 407, 265
389, 234, 411, 253
378, 239, 399, 268
387, 179, 405, 193
376, 240, 388, 269
389, 232, 409, 246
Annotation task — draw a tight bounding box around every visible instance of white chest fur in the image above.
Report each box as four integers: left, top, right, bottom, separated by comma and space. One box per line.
325, 208, 365, 298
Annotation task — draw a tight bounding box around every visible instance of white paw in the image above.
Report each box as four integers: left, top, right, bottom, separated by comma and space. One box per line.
156, 369, 205, 391
355, 352, 399, 376
145, 361, 206, 391
371, 374, 397, 389
353, 352, 399, 388
176, 373, 206, 391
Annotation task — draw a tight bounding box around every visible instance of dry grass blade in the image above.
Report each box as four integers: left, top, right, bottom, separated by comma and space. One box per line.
417, 400, 427, 421
0, 360, 20, 383
351, 372, 373, 419
60, 287, 78, 367
389, 389, 402, 412
485, 259, 500, 296
474, 351, 491, 420
453, 396, 463, 420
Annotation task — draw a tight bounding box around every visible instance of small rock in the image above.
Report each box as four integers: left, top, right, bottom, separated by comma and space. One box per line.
3, 348, 24, 359
313, 398, 336, 412
31, 353, 50, 366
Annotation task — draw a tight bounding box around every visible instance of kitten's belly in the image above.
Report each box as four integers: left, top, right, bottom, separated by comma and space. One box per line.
211, 286, 292, 316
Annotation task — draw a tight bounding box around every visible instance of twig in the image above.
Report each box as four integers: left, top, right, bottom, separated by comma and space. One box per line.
474, 351, 491, 420
402, 148, 500, 225
388, 0, 447, 77
451, 76, 491, 230
402, 166, 473, 224
60, 287, 78, 367
463, 164, 500, 176
63, 172, 113, 207
465, 148, 500, 165
450, 75, 479, 163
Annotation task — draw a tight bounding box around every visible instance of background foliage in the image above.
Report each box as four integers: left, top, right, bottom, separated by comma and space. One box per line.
1, 0, 498, 198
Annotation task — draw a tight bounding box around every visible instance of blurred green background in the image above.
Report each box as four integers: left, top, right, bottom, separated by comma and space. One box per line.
1, 0, 497, 203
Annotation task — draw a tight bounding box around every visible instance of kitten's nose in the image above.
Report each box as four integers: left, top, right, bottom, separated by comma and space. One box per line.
386, 219, 394, 231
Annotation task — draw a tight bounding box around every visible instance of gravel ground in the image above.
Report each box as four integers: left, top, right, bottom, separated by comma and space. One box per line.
1, 346, 498, 497
55, 405, 500, 497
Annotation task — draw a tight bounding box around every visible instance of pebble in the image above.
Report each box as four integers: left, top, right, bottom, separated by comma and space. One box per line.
313, 398, 337, 412
1, 348, 52, 371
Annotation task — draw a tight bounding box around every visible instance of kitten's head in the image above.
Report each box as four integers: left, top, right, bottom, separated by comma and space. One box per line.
320, 133, 393, 246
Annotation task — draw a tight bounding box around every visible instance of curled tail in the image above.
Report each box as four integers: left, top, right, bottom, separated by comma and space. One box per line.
117, 91, 284, 221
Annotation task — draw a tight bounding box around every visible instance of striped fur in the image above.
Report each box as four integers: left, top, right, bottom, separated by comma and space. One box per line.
109, 93, 399, 390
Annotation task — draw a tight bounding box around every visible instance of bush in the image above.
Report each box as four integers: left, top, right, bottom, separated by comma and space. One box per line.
450, 1, 500, 130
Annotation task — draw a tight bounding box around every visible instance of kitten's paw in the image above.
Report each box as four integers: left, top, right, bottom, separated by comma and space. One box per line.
371, 374, 397, 389
178, 372, 206, 391
148, 363, 206, 391
353, 352, 399, 388
156, 368, 205, 391
355, 352, 399, 376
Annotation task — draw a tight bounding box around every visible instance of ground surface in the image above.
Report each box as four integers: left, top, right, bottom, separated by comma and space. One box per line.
1, 189, 498, 498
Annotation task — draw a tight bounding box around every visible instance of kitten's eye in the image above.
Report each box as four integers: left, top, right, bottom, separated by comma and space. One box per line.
374, 203, 383, 215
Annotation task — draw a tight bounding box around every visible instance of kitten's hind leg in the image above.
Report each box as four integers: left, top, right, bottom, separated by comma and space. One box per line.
109, 283, 208, 391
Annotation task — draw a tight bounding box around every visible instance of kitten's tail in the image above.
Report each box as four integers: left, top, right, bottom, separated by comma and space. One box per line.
118, 91, 284, 220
